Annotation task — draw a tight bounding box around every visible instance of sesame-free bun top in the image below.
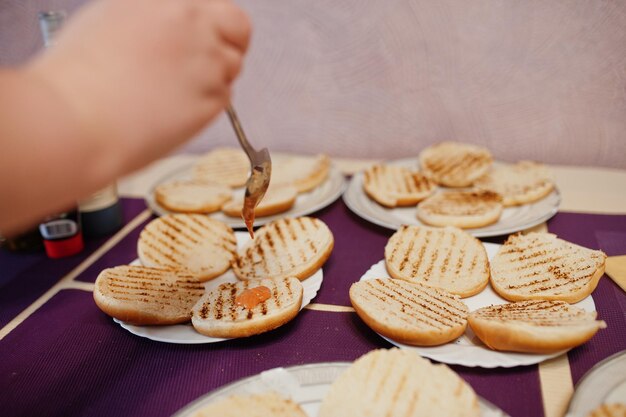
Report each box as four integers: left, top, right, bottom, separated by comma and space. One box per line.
419, 141, 493, 187
385, 225, 490, 297
318, 348, 480, 417
362, 164, 436, 207
490, 232, 606, 303
137, 214, 236, 281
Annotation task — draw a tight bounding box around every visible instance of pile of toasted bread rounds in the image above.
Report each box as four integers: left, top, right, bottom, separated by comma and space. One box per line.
94, 214, 334, 339
155, 147, 331, 219
364, 141, 556, 229
351, 225, 607, 353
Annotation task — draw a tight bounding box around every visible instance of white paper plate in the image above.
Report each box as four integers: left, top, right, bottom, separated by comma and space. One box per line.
171, 362, 510, 417
343, 158, 560, 237
114, 232, 323, 344
145, 162, 346, 229
359, 242, 597, 368
566, 350, 626, 417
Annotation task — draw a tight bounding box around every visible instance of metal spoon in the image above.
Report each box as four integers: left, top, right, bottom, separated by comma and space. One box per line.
225, 104, 271, 238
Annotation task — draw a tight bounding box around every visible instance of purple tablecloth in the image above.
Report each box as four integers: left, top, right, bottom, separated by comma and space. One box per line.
0, 199, 147, 328
0, 197, 625, 417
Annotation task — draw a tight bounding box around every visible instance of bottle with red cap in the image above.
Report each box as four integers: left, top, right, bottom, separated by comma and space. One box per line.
37, 11, 85, 258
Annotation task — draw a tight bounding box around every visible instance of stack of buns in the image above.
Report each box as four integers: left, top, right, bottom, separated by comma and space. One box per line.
361, 141, 557, 230
352, 225, 607, 354
94, 214, 334, 340
155, 148, 333, 220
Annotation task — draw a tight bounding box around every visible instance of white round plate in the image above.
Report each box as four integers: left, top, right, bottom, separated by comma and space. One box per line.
566, 350, 626, 417
343, 158, 560, 237
359, 242, 597, 368
145, 162, 346, 229
171, 362, 510, 417
113, 232, 323, 344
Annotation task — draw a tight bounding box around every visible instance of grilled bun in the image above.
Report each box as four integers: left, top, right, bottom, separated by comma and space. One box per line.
350, 279, 469, 346
318, 348, 480, 417
419, 141, 493, 187
362, 164, 436, 207
138, 214, 237, 282
271, 154, 330, 193
474, 161, 555, 206
233, 217, 334, 281
190, 392, 308, 417
192, 147, 250, 187
586, 404, 626, 417
155, 180, 232, 214
385, 225, 489, 297
94, 265, 205, 325
490, 233, 606, 303
191, 277, 303, 338
417, 190, 503, 229
468, 300, 606, 353
221, 184, 298, 218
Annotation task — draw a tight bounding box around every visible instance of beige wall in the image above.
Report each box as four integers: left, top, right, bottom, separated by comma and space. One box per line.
2, 0, 625, 168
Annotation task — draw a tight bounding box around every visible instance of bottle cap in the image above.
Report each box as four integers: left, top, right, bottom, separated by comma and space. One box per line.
43, 232, 84, 258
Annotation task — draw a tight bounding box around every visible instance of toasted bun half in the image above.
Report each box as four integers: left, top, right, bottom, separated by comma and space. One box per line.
318, 348, 480, 417
233, 217, 334, 281
138, 214, 236, 281
385, 225, 489, 297
192, 147, 250, 187
363, 164, 436, 207
468, 300, 606, 353
586, 404, 626, 417
474, 161, 555, 206
190, 392, 308, 417
93, 265, 205, 325
271, 154, 330, 193
221, 184, 298, 218
155, 180, 232, 214
417, 190, 503, 229
418, 141, 493, 187
490, 233, 607, 303
191, 277, 303, 338
350, 278, 469, 346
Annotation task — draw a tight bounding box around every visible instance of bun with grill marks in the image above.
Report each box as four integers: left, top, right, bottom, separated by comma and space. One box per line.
318, 348, 480, 417
419, 141, 493, 187
233, 217, 334, 281
350, 279, 469, 346
417, 190, 503, 229
490, 232, 606, 303
468, 300, 606, 353
474, 161, 555, 207
362, 164, 436, 207
94, 265, 205, 325
384, 225, 489, 297
192, 147, 249, 188
191, 277, 303, 338
137, 214, 237, 282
